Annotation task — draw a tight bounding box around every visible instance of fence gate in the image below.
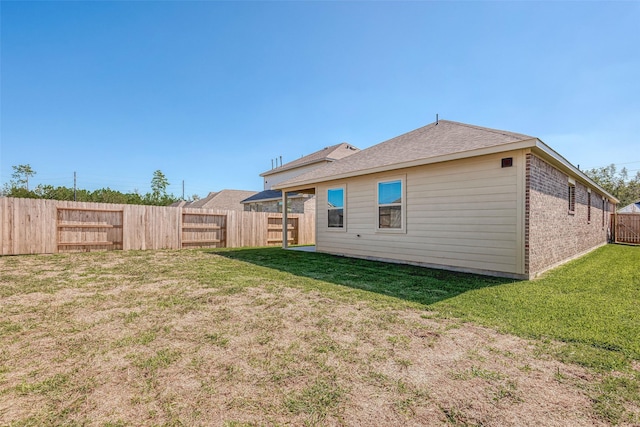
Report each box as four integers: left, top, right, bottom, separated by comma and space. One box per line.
181, 212, 227, 248
57, 207, 124, 252
612, 213, 640, 245
266, 216, 298, 246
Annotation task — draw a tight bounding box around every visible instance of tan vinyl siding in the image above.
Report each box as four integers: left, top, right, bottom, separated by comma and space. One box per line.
316, 151, 525, 276
263, 162, 330, 190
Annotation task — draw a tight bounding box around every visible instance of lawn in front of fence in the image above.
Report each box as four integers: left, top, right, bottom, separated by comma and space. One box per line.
0, 244, 638, 425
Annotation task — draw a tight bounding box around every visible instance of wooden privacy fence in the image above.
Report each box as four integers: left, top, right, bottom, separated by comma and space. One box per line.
612, 213, 640, 245
0, 197, 315, 255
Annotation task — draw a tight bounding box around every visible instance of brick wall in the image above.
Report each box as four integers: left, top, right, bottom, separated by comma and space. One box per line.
526, 154, 611, 275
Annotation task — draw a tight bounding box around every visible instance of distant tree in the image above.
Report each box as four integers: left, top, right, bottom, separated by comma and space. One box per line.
34, 184, 75, 200
1, 165, 178, 206
11, 164, 36, 191
585, 164, 640, 207
621, 171, 640, 206
3, 186, 37, 199
190, 194, 200, 202
150, 170, 169, 201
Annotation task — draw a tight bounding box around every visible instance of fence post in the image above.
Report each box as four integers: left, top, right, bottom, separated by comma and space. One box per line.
282, 193, 289, 249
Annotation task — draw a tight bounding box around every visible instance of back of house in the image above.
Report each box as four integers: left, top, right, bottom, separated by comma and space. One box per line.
275, 120, 618, 279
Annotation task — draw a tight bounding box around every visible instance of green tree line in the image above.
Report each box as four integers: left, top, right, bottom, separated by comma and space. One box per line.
584, 164, 640, 208
1, 165, 181, 206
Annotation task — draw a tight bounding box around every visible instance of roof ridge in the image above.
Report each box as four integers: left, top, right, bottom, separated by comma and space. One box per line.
273, 120, 539, 189
439, 120, 533, 140
261, 142, 359, 176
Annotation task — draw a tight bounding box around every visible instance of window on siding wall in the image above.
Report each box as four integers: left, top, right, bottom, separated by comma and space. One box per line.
327, 188, 344, 228
568, 183, 576, 214
378, 180, 402, 229
587, 191, 591, 223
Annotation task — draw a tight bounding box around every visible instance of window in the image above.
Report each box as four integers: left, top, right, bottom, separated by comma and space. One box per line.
587, 191, 591, 223
244, 203, 263, 212
327, 188, 344, 228
568, 183, 576, 214
277, 199, 292, 213
378, 179, 403, 229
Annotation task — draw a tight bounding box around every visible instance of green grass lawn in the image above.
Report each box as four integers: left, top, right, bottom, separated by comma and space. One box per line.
219, 244, 640, 368
432, 245, 640, 369
218, 244, 640, 424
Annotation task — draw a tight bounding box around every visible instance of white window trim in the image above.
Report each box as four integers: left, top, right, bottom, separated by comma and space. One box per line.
375, 176, 406, 233
327, 185, 346, 232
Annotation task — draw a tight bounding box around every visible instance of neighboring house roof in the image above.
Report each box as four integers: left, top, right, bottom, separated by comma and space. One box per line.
187, 192, 218, 208
618, 200, 640, 213
186, 189, 258, 210
261, 142, 360, 177
241, 190, 307, 204
274, 120, 619, 203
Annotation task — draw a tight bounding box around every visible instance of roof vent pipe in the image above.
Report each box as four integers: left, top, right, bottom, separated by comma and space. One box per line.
436, 113, 439, 125
280, 156, 283, 167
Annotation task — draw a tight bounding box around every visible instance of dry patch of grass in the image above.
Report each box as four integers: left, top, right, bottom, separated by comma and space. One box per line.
0, 249, 633, 425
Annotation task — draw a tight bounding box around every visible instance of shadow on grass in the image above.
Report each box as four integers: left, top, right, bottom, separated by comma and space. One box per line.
209, 247, 517, 307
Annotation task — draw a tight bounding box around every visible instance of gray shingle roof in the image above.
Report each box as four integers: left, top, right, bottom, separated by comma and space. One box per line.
241, 189, 282, 203
261, 142, 360, 177
187, 190, 258, 210
618, 201, 640, 213
188, 191, 219, 208
275, 120, 535, 188
241, 190, 307, 203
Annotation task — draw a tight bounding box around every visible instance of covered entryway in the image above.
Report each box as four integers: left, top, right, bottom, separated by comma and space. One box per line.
281, 187, 316, 249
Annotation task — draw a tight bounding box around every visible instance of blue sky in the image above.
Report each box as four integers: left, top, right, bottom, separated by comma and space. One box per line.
1, 1, 639, 198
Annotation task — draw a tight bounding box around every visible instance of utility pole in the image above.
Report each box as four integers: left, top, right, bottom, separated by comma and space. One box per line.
182, 180, 185, 200
73, 172, 77, 201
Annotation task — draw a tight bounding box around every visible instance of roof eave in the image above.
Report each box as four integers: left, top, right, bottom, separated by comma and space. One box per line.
260, 159, 332, 177
275, 137, 619, 204
240, 193, 308, 204
531, 140, 619, 203
275, 138, 540, 190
